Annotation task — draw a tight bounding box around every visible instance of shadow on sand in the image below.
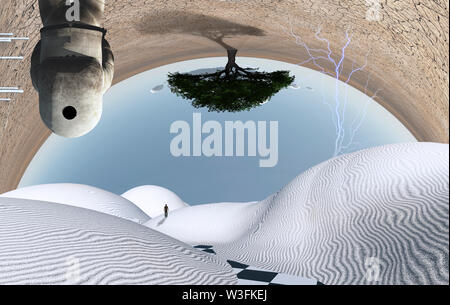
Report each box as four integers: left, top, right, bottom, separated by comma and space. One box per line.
157, 217, 167, 226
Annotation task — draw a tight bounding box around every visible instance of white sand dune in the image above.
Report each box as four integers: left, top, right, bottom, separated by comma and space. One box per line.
145, 202, 258, 243
122, 185, 188, 218
0, 197, 236, 285
1, 184, 149, 224
146, 143, 449, 285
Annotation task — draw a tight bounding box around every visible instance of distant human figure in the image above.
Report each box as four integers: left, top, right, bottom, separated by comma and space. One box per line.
164, 204, 169, 218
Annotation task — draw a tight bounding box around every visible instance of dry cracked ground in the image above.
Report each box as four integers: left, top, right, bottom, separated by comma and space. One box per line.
0, 0, 448, 193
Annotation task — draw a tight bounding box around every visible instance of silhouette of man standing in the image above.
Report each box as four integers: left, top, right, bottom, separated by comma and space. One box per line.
164, 204, 169, 218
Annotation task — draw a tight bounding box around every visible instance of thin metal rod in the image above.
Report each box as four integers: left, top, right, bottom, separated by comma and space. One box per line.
0, 56, 24, 60
0, 37, 28, 42
0, 89, 23, 93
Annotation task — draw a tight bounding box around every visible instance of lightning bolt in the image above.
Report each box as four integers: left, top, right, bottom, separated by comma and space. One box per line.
282, 23, 382, 157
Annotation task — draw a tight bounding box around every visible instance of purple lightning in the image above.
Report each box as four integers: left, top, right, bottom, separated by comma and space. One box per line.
282, 24, 382, 156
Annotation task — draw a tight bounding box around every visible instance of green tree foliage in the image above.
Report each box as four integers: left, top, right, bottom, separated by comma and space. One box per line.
168, 51, 295, 112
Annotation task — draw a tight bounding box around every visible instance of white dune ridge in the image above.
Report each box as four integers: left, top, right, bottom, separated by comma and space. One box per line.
1, 143, 447, 285
122, 185, 188, 218
147, 143, 449, 285
0, 197, 236, 285
145, 201, 259, 243
0, 184, 150, 224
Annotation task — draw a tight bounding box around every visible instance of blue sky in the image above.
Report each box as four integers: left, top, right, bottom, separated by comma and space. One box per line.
19, 57, 416, 204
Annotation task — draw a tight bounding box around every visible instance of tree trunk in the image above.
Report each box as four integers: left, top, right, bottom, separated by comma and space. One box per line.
227, 49, 237, 65
226, 49, 239, 76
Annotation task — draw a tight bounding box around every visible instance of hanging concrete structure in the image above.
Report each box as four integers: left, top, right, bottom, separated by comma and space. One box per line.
30, 0, 114, 138
0, 0, 447, 193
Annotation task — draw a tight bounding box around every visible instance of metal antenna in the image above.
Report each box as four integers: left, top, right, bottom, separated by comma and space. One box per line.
0, 32, 28, 102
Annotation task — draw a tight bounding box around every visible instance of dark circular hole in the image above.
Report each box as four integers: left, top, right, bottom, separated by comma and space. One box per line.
62, 106, 77, 120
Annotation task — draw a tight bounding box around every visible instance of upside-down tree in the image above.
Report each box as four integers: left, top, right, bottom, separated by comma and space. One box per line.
168, 50, 295, 112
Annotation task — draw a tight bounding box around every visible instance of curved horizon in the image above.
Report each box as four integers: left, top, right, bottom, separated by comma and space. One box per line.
18, 57, 416, 205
